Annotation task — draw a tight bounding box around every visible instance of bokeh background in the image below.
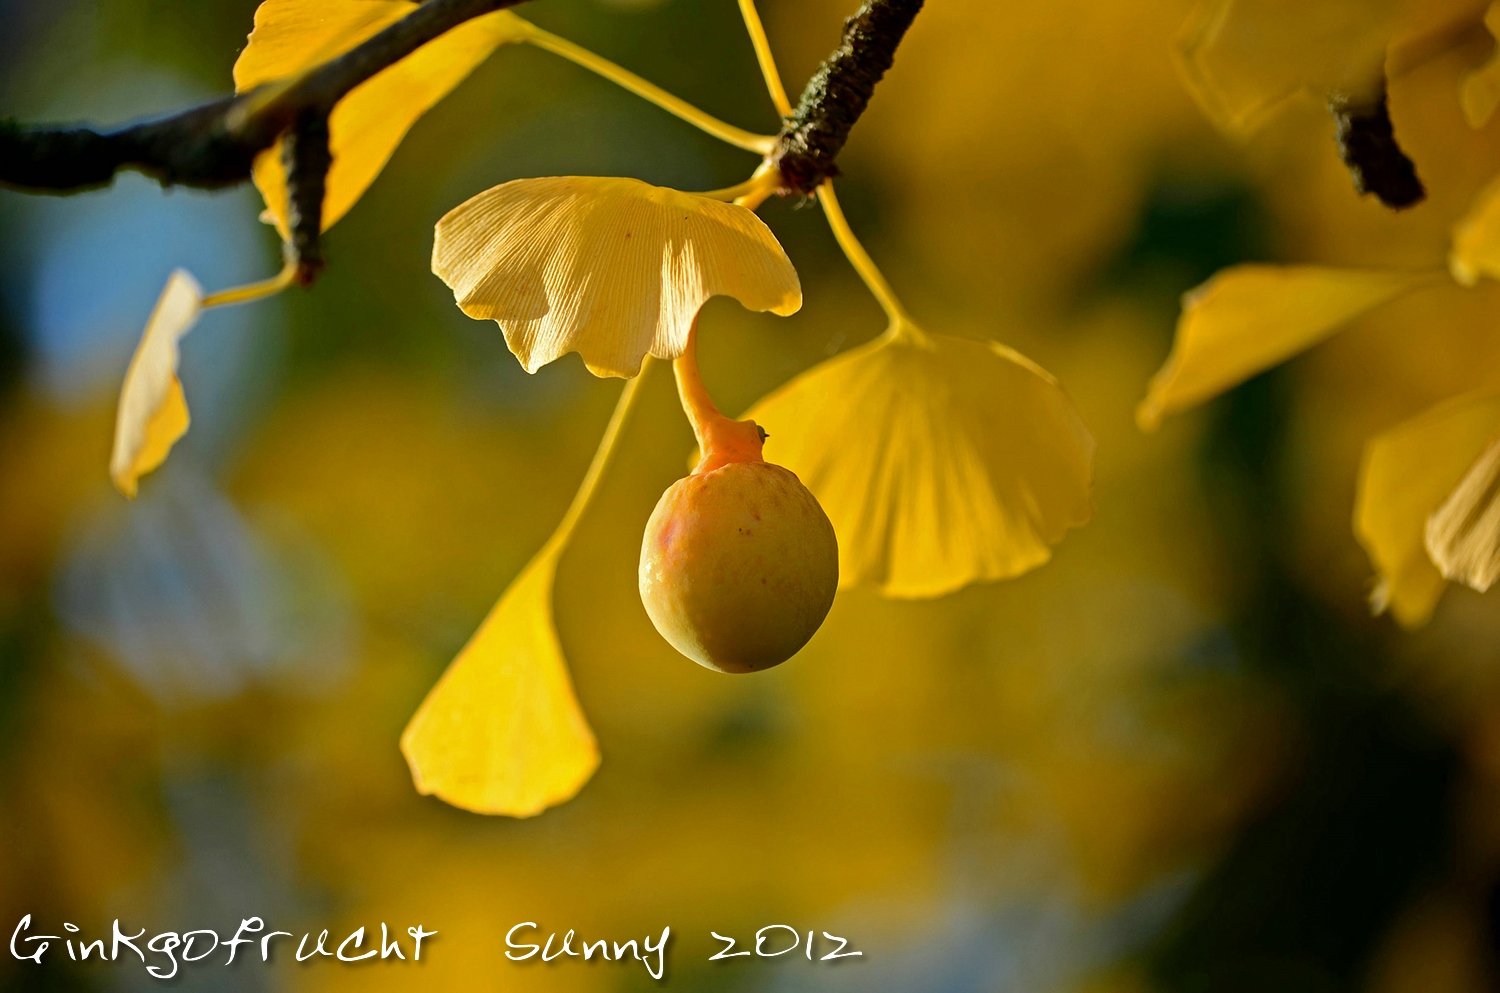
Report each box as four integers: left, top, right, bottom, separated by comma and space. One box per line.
3, 0, 1500, 989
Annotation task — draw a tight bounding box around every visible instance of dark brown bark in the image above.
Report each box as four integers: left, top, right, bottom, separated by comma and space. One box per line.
283, 111, 332, 280
773, 0, 924, 195
1330, 86, 1425, 210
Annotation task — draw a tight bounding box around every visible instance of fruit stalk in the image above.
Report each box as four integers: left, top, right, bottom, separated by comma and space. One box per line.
673, 327, 767, 474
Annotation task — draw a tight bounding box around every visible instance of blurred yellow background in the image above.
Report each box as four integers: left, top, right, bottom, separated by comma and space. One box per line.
2, 0, 1499, 989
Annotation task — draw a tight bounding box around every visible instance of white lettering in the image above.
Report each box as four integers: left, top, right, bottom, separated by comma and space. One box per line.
146, 932, 180, 979
337, 927, 378, 963
111, 921, 145, 963
224, 918, 263, 964
755, 924, 798, 957
642, 926, 670, 980
820, 931, 862, 961
181, 930, 219, 963
407, 925, 436, 961
10, 917, 52, 964
295, 930, 333, 963
261, 930, 292, 961
380, 923, 405, 960
505, 922, 539, 961
708, 931, 749, 960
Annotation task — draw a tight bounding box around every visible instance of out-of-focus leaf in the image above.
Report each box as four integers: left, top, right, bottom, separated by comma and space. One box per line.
1462, 3, 1500, 127
433, 176, 801, 379
1450, 173, 1500, 285
747, 323, 1094, 599
1138, 265, 1435, 431
1426, 435, 1500, 592
110, 270, 203, 498
1176, 0, 1397, 137
1354, 390, 1500, 626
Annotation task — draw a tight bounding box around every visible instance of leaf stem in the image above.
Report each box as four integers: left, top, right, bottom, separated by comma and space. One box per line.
520, 21, 776, 155
738, 0, 793, 118
201, 262, 300, 308
700, 162, 781, 204
552, 359, 652, 548
673, 325, 765, 473
817, 179, 912, 329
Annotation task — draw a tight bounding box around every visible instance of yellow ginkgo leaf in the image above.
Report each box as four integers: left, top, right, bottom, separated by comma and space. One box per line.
400, 537, 597, 817
1176, 0, 1397, 137
1137, 265, 1436, 431
1462, 3, 1500, 127
1426, 435, 1500, 592
1451, 174, 1500, 286
400, 369, 644, 816
110, 270, 204, 499
745, 323, 1094, 599
233, 0, 529, 236
432, 176, 802, 378
1353, 390, 1500, 626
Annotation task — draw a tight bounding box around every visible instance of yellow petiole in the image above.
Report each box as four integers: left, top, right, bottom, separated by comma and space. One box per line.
516, 19, 776, 156
817, 180, 916, 332
700, 161, 781, 207
738, 0, 793, 119
201, 261, 300, 308
551, 358, 652, 550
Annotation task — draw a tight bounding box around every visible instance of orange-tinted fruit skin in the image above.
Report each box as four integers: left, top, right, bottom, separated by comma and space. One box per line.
639, 461, 838, 673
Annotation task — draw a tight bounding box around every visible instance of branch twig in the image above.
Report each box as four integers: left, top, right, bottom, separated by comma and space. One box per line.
283, 110, 332, 280
1329, 85, 1425, 211
0, 0, 928, 216
773, 0, 924, 195
0, 0, 532, 193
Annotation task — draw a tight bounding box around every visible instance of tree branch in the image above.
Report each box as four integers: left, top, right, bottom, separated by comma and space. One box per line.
773, 0, 924, 195
0, 0, 532, 194
283, 110, 332, 281
1329, 84, 1425, 211
1, 0, 927, 216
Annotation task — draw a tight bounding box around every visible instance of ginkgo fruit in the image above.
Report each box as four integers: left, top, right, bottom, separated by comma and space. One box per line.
640, 457, 838, 674
639, 335, 837, 673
